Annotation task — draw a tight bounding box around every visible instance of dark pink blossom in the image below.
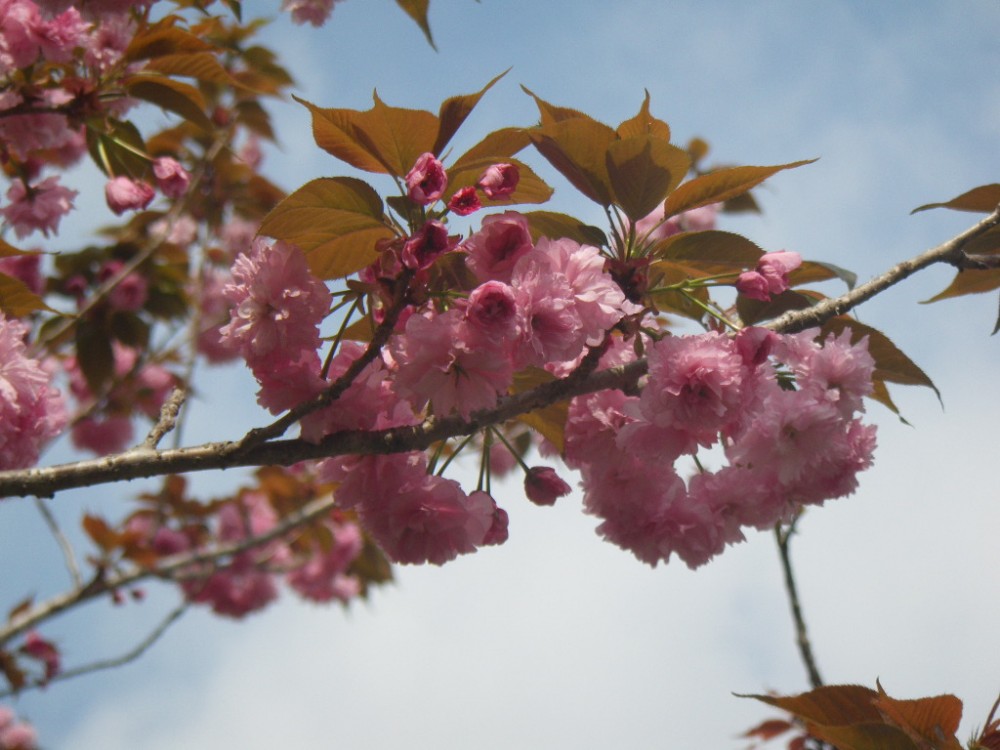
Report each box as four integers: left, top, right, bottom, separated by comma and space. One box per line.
477, 162, 519, 199
447, 185, 481, 215
401, 220, 453, 270
465, 280, 518, 341
152, 156, 190, 198
405, 152, 448, 205
1, 176, 76, 238
524, 466, 571, 506
0, 253, 43, 295
104, 176, 155, 214
22, 631, 60, 684
71, 414, 133, 455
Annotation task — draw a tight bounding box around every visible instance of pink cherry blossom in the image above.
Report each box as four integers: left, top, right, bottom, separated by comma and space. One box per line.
462, 211, 534, 283
511, 258, 584, 368
0, 704, 37, 750
104, 176, 155, 214
481, 502, 509, 546
0, 253, 43, 295
1, 176, 77, 238
736, 250, 802, 301
36, 7, 89, 63
286, 520, 363, 603
0, 313, 67, 469
464, 280, 518, 341
22, 631, 60, 684
220, 238, 331, 372
640, 331, 745, 444
281, 0, 339, 27
152, 156, 190, 198
405, 152, 447, 205
477, 162, 519, 199
70, 414, 133, 455
778, 328, 874, 418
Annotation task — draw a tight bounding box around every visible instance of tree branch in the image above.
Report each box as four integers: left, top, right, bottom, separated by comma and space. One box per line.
2, 207, 997, 500
775, 521, 823, 689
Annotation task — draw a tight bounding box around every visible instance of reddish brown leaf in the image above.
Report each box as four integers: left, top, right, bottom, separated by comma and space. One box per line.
433, 70, 508, 156
606, 135, 690, 222
616, 91, 671, 141
741, 718, 796, 740
663, 160, 816, 219
911, 184, 1000, 214
394, 0, 435, 49
873, 681, 963, 750
528, 117, 618, 206
83, 514, 121, 551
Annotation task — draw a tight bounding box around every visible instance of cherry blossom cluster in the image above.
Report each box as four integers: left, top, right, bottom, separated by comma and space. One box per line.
0, 0, 194, 237
125, 491, 367, 618
564, 326, 877, 568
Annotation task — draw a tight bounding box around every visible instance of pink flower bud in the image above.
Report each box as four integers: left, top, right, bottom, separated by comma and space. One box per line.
152, 157, 191, 199
524, 466, 572, 506
405, 152, 447, 205
105, 177, 155, 215
482, 505, 509, 546
401, 220, 453, 270
477, 163, 519, 199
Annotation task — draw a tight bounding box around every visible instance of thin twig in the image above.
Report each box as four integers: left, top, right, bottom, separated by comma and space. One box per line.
0, 494, 336, 646
774, 521, 823, 689
0, 602, 188, 699
33, 497, 82, 588
142, 386, 187, 450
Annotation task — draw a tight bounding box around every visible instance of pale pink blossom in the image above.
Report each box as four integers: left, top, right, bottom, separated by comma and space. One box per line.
281, 0, 338, 26
389, 308, 513, 419
640, 332, 745, 444
104, 176, 154, 214
0, 314, 67, 469
511, 259, 584, 368
736, 250, 802, 301
1, 176, 77, 238
0, 704, 37, 750
152, 156, 190, 198
0, 0, 44, 69
477, 162, 519, 199
71, 414, 133, 455
286, 520, 363, 603
464, 280, 518, 341
405, 152, 448, 205
633, 202, 719, 245
36, 7, 89, 63
462, 211, 534, 283
564, 388, 638, 469
220, 238, 331, 372
778, 328, 874, 418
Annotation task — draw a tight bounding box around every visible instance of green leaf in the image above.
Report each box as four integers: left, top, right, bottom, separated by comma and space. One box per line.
76, 320, 115, 394
433, 70, 508, 156
606, 135, 690, 222
616, 91, 671, 140
522, 211, 608, 247
394, 0, 436, 49
652, 229, 763, 271
663, 160, 816, 219
528, 117, 618, 206
257, 177, 395, 279
911, 184, 1000, 214
821, 317, 940, 400
86, 118, 149, 178
124, 75, 212, 131
0, 272, 53, 316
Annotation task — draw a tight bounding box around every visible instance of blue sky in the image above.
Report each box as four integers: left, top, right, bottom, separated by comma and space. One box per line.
2, 1, 999, 748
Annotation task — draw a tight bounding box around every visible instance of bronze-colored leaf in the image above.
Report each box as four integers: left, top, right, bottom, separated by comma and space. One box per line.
923, 268, 1000, 304
125, 22, 215, 61
873, 681, 963, 750
606, 135, 690, 222
75, 320, 115, 393
652, 229, 763, 271
528, 117, 618, 206
257, 177, 395, 279
145, 52, 242, 88
433, 70, 508, 156
790, 260, 858, 290
449, 127, 532, 167
521, 85, 592, 126
0, 238, 28, 258
616, 91, 671, 140
83, 514, 120, 551
0, 272, 53, 316
522, 211, 608, 247
124, 75, 212, 131
394, 0, 435, 49
738, 288, 823, 326
911, 184, 1000, 214
663, 160, 816, 219
512, 368, 567, 453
